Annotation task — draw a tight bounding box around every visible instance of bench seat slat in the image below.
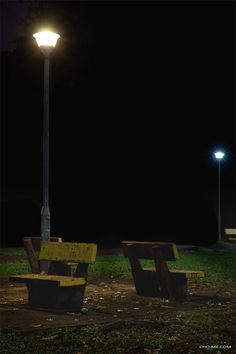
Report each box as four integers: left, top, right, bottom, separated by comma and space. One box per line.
143, 268, 205, 278
169, 269, 205, 278
10, 274, 86, 287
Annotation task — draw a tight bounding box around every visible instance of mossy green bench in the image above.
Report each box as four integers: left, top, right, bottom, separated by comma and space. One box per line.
122, 241, 204, 299
10, 242, 97, 312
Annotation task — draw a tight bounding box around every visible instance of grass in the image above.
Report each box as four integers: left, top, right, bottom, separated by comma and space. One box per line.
0, 248, 26, 256
1, 249, 236, 288
218, 240, 236, 248
0, 262, 30, 276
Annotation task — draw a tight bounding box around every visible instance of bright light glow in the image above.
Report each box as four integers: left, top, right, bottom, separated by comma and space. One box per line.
214, 151, 224, 159
33, 31, 60, 47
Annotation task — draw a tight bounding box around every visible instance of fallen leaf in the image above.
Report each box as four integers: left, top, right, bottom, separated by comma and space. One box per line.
42, 334, 59, 341
185, 315, 193, 324
168, 336, 178, 342
224, 291, 231, 295
31, 324, 44, 328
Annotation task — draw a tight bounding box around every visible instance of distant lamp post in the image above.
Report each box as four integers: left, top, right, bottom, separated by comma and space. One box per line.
214, 151, 225, 241
33, 31, 60, 271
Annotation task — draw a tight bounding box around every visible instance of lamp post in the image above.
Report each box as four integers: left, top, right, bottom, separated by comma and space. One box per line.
33, 31, 60, 272
214, 151, 224, 242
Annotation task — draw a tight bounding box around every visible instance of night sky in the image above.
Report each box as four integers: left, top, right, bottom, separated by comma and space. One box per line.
1, 1, 235, 247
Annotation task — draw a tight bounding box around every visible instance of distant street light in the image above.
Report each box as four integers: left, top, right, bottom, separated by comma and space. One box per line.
33, 30, 60, 272
214, 150, 225, 242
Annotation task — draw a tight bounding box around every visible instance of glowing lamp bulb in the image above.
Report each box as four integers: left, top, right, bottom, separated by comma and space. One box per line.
214, 152, 224, 159
33, 31, 60, 47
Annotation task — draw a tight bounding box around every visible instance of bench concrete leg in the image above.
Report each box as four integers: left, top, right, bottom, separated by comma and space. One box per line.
152, 246, 172, 298
27, 282, 85, 312
27, 282, 58, 309
170, 273, 187, 298
54, 285, 85, 312
134, 271, 161, 297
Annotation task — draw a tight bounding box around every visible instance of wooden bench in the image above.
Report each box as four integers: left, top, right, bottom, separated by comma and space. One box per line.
10, 242, 97, 312
224, 229, 236, 241
23, 236, 62, 273
122, 241, 204, 299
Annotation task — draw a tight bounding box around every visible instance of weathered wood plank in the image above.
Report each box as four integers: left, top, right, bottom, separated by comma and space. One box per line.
225, 229, 236, 235
143, 268, 205, 278
122, 241, 178, 261
39, 242, 97, 263
169, 269, 205, 278
10, 274, 86, 287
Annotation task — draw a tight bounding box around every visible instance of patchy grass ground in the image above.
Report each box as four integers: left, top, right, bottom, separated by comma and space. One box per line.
0, 247, 236, 353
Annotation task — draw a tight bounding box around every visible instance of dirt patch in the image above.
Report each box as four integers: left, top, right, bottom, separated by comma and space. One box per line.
0, 256, 28, 262
1, 276, 236, 333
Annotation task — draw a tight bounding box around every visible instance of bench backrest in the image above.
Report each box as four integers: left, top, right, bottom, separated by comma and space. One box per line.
225, 229, 236, 235
122, 241, 179, 261
39, 242, 97, 263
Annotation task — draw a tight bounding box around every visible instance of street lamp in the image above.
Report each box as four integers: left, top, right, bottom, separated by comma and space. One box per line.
214, 151, 225, 241
33, 30, 60, 271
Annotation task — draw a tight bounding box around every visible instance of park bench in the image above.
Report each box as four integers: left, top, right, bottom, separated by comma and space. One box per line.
224, 229, 236, 241
122, 241, 204, 299
10, 242, 97, 312
23, 236, 62, 273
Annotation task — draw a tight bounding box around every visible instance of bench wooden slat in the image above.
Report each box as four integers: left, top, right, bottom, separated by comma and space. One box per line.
169, 269, 205, 278
122, 241, 178, 261
10, 274, 86, 287
39, 242, 97, 263
143, 268, 205, 278
225, 229, 236, 235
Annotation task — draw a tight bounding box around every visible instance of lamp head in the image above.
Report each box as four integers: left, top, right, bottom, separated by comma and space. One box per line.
33, 31, 60, 55
214, 151, 224, 160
